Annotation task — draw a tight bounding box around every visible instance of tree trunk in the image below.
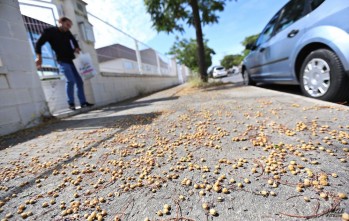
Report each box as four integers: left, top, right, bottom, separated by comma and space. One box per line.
189, 0, 207, 82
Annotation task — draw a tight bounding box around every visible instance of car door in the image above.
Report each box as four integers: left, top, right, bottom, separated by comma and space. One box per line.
263, 0, 310, 81
246, 11, 281, 79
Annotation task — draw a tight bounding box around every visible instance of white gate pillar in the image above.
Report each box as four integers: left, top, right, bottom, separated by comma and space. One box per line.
0, 0, 49, 135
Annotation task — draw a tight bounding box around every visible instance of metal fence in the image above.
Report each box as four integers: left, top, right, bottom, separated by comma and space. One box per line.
22, 15, 63, 78
88, 12, 175, 77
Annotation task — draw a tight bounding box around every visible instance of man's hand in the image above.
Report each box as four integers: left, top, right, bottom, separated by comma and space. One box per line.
74, 48, 81, 54
35, 55, 42, 69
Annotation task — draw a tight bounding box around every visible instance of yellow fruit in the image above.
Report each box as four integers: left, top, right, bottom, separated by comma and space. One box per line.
261, 191, 268, 196
319, 180, 328, 186
342, 213, 349, 221
213, 185, 221, 192
304, 179, 311, 187
304, 197, 310, 202
21, 213, 28, 219
338, 193, 348, 199
217, 197, 224, 202
202, 203, 209, 210
209, 209, 217, 216
320, 192, 328, 199
163, 208, 170, 214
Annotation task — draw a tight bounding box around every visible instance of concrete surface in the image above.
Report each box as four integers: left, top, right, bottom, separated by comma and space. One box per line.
0, 0, 48, 136
0, 82, 348, 221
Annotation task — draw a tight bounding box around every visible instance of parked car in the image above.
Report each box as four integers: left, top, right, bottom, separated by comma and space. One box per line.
212, 66, 228, 78
228, 66, 240, 75
242, 0, 349, 102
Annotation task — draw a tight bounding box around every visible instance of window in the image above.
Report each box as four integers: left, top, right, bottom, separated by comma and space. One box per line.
76, 2, 85, 13
123, 61, 134, 70
255, 12, 281, 47
311, 0, 325, 11
274, 0, 307, 34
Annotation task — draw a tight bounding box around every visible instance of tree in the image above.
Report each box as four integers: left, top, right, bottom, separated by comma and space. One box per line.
169, 38, 215, 73
241, 34, 259, 58
220, 54, 243, 69
144, 0, 230, 82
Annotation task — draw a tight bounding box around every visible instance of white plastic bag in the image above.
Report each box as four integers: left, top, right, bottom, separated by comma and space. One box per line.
73, 53, 96, 80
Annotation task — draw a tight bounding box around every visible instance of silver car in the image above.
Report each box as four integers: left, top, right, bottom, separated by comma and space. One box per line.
242, 0, 349, 102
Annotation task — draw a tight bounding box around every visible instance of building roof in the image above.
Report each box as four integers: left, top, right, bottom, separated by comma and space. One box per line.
96, 44, 168, 68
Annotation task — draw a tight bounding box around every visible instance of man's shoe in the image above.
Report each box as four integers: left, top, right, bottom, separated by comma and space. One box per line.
81, 102, 94, 108
69, 104, 76, 110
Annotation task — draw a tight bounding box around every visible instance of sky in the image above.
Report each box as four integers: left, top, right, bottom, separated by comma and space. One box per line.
84, 0, 289, 67
19, 0, 289, 67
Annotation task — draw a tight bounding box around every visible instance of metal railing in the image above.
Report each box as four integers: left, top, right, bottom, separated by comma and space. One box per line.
88, 12, 176, 77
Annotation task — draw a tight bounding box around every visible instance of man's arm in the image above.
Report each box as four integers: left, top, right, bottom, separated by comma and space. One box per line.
70, 32, 81, 54
35, 29, 49, 68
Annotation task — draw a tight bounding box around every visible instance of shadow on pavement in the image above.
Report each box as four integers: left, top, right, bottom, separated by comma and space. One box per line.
101, 96, 179, 112
203, 82, 245, 92
258, 84, 302, 95
0, 95, 177, 150
258, 84, 349, 105
0, 111, 162, 200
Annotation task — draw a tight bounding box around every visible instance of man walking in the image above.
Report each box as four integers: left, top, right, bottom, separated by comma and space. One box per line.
35, 17, 94, 110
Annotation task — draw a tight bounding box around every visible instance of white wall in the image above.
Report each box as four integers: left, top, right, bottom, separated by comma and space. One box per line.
0, 0, 49, 136
40, 75, 180, 116
91, 73, 180, 107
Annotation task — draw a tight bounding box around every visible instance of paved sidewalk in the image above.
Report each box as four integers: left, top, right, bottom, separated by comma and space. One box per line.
0, 83, 348, 221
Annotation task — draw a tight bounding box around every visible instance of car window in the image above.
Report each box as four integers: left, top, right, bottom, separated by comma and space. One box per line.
311, 0, 325, 11
255, 12, 281, 47
274, 0, 307, 34
216, 67, 224, 70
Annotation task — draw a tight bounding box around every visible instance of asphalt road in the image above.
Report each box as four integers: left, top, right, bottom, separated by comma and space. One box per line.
220, 74, 348, 106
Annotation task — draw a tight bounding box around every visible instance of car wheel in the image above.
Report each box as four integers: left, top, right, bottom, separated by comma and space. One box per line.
300, 49, 349, 102
242, 70, 255, 86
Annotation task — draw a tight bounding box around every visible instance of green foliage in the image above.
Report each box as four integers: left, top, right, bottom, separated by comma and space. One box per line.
168, 38, 215, 73
220, 54, 243, 69
144, 0, 229, 33
144, 0, 231, 82
241, 34, 259, 57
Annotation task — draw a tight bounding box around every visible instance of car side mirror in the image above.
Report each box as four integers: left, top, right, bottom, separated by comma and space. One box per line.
246, 43, 256, 51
